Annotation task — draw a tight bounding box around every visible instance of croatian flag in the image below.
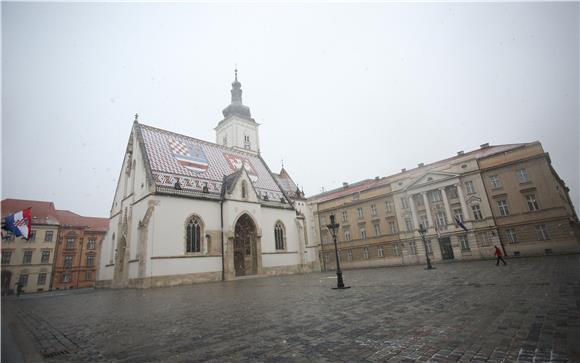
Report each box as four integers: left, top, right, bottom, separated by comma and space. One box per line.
455, 216, 469, 232
3, 208, 32, 240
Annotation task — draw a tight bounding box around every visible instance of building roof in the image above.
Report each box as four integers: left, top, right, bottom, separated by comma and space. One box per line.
1, 199, 109, 231
309, 143, 529, 203
55, 210, 109, 232
273, 167, 304, 200
1, 199, 60, 225
136, 123, 290, 205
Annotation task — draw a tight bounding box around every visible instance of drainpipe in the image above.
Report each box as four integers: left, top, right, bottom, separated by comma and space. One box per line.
220, 199, 225, 281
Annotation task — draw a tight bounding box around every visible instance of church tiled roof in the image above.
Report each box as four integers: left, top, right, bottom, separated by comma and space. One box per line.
136, 123, 290, 205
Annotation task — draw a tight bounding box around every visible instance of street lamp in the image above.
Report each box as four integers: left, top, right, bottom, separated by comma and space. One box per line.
418, 224, 434, 270
327, 214, 350, 289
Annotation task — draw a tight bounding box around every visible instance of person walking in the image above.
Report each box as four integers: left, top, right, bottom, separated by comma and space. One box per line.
494, 245, 507, 266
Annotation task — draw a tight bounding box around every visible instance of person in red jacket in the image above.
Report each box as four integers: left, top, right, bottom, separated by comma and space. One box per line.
494, 245, 507, 266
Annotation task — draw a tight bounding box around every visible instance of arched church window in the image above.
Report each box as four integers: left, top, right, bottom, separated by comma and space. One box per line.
186, 217, 202, 253
241, 180, 247, 199
275, 222, 285, 250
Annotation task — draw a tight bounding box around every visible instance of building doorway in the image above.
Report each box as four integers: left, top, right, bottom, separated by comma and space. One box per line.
1, 270, 12, 295
439, 237, 454, 260
234, 214, 257, 276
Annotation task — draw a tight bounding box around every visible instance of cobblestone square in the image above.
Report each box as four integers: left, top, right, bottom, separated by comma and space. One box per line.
3, 255, 580, 362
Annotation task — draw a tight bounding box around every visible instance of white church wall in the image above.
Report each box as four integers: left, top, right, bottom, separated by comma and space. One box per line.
98, 214, 120, 281
151, 196, 221, 257
262, 252, 300, 267
151, 257, 222, 277
260, 207, 299, 254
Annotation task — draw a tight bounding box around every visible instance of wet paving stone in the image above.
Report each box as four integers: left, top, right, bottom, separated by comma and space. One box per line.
3, 254, 580, 362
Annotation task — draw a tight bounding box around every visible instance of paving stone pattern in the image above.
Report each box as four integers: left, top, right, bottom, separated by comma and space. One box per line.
4, 255, 580, 362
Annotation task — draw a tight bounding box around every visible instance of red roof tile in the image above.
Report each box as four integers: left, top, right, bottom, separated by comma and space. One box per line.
1, 199, 60, 225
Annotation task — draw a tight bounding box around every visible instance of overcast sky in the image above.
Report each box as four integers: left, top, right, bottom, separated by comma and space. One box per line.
2, 2, 579, 217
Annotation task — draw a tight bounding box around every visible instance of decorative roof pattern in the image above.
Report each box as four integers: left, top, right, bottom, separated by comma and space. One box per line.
139, 123, 288, 203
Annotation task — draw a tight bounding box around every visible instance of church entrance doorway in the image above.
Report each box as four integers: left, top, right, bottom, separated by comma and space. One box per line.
234, 214, 257, 276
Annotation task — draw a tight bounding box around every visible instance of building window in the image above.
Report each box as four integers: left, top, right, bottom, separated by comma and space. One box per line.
87, 239, 96, 250
347, 249, 353, 262
85, 271, 93, 281
425, 240, 433, 255
489, 175, 502, 189
388, 221, 397, 234
465, 181, 476, 194
186, 216, 202, 253
274, 223, 285, 250
241, 181, 247, 199
373, 224, 380, 236
393, 243, 401, 256
536, 224, 549, 240
409, 241, 417, 255
401, 197, 409, 209
378, 245, 384, 257
18, 274, 29, 287
435, 212, 446, 228
360, 228, 366, 239
447, 186, 458, 199
22, 250, 33, 264
477, 232, 491, 247
385, 201, 393, 213
419, 215, 429, 229
244, 135, 250, 149
356, 208, 363, 219
64, 255, 73, 268
41, 250, 50, 264
66, 238, 75, 250
344, 230, 351, 241
505, 228, 517, 243
86, 255, 95, 266
341, 211, 348, 222
471, 205, 483, 220
62, 273, 71, 283
405, 218, 414, 232
29, 230, 36, 241
414, 194, 424, 207
459, 235, 470, 250
429, 190, 442, 203
363, 247, 369, 259
370, 204, 377, 216
516, 169, 529, 183
453, 209, 464, 223
526, 194, 540, 211
44, 231, 53, 242
37, 273, 47, 285
1, 251, 12, 264
497, 199, 510, 216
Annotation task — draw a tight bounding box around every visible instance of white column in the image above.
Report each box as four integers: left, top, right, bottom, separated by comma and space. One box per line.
456, 183, 470, 221
440, 187, 453, 225
422, 192, 434, 227
408, 194, 420, 231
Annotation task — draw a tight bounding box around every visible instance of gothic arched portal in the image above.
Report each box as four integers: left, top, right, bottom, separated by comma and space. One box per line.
234, 214, 257, 276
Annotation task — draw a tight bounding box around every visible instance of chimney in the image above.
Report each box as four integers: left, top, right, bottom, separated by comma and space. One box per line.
457, 150, 464, 155
342, 182, 349, 188
401, 168, 406, 173
480, 143, 490, 149
418, 163, 424, 167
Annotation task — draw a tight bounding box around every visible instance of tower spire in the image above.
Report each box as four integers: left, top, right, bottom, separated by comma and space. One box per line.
222, 68, 251, 119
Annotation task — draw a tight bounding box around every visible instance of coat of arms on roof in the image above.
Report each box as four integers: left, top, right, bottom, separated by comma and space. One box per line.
224, 152, 258, 182
168, 139, 209, 173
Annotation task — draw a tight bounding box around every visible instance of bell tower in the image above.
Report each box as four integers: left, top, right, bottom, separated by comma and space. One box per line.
215, 69, 260, 154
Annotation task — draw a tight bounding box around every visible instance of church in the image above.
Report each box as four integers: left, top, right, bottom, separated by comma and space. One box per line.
97, 71, 319, 288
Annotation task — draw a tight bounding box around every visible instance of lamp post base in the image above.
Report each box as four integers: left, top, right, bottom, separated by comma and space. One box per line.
332, 286, 351, 289
332, 271, 351, 290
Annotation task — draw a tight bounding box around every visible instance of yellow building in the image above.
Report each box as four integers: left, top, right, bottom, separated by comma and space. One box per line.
1, 199, 59, 293
310, 142, 579, 270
